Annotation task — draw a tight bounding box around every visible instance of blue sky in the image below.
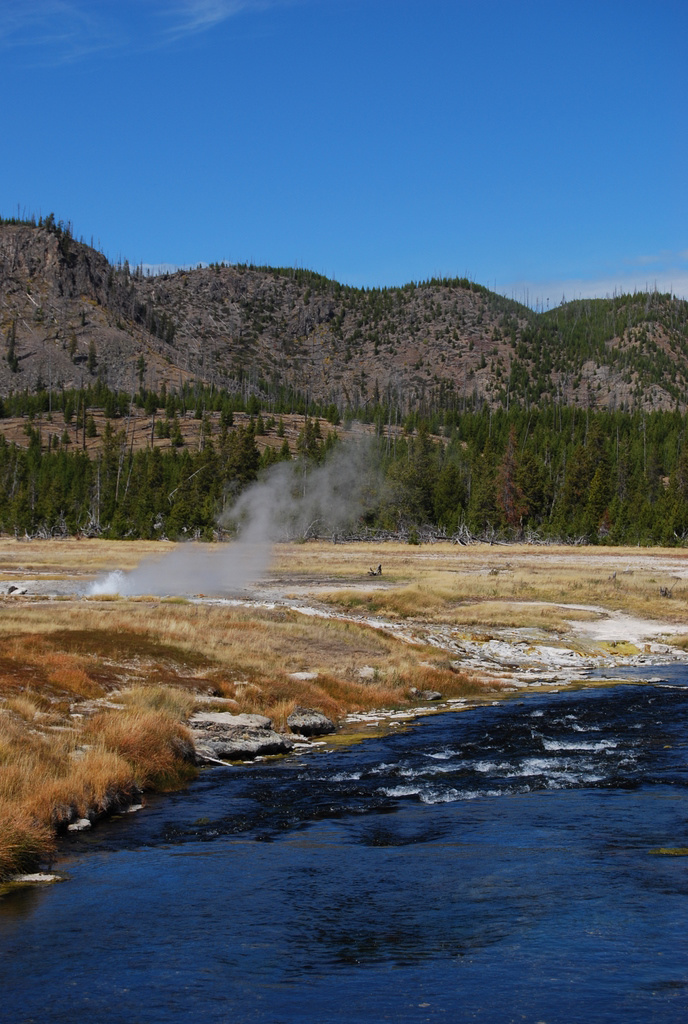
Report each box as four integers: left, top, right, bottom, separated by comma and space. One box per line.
1, 0, 686, 303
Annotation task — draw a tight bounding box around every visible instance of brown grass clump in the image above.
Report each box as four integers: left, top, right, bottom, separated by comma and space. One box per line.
84, 707, 195, 790
0, 716, 72, 802
5, 692, 45, 722
0, 800, 55, 880
0, 709, 137, 833
262, 698, 297, 732
0, 636, 104, 700
258, 658, 485, 728
25, 746, 136, 827
119, 685, 196, 720
45, 662, 104, 698
0, 680, 200, 878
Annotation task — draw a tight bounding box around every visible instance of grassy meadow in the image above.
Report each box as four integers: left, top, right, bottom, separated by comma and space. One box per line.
2, 537, 688, 881
273, 540, 688, 627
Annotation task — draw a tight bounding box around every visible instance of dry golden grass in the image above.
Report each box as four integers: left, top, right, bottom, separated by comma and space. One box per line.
4, 537, 687, 880
120, 685, 197, 719
0, 594, 481, 705
0, 685, 197, 880
0, 800, 54, 880
0, 587, 491, 877
84, 708, 195, 790
278, 540, 688, 625
322, 586, 601, 631
25, 746, 136, 827
0, 538, 161, 574
5, 692, 47, 721
0, 634, 105, 700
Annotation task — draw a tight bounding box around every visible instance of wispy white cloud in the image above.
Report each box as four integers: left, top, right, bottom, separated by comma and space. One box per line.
0, 0, 298, 63
621, 249, 688, 270
504, 252, 688, 308
503, 272, 688, 310
0, 2, 114, 61
160, 1, 286, 40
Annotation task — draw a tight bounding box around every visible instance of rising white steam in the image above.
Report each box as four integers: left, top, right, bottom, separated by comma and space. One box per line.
88, 440, 381, 598
225, 438, 381, 542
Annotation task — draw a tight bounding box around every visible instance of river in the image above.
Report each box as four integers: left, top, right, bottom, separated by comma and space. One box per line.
1, 668, 687, 1023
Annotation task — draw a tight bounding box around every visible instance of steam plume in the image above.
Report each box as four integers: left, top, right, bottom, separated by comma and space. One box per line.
88, 440, 380, 597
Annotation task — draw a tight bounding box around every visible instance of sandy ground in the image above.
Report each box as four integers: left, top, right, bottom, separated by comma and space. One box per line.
565, 605, 686, 642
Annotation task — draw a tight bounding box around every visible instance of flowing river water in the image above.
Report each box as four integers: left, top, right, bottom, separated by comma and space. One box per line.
1, 667, 687, 1023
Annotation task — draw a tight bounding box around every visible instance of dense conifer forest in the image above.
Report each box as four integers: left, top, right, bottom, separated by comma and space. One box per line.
3, 379, 688, 545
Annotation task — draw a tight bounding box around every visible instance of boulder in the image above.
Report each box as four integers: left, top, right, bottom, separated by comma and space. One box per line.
287, 707, 336, 737
409, 687, 443, 702
189, 712, 294, 762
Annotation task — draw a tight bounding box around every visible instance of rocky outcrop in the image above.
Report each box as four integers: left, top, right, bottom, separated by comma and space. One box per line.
189, 712, 294, 762
287, 707, 336, 737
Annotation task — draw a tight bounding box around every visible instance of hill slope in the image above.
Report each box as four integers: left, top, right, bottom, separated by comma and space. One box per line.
2, 217, 688, 413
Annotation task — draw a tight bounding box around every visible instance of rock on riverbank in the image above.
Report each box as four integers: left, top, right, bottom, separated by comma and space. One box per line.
286, 707, 336, 736
190, 712, 294, 762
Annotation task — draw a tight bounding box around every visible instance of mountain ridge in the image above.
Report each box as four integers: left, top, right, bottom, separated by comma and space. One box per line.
2, 217, 688, 414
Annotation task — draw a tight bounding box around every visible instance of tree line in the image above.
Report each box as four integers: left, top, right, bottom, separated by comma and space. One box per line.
3, 401, 688, 545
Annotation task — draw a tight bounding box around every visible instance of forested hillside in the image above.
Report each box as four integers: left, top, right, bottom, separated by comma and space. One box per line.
3, 391, 688, 546
3, 213, 688, 546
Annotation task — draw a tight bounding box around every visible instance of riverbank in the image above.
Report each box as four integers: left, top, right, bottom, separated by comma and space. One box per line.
2, 539, 688, 883
5, 670, 687, 1024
